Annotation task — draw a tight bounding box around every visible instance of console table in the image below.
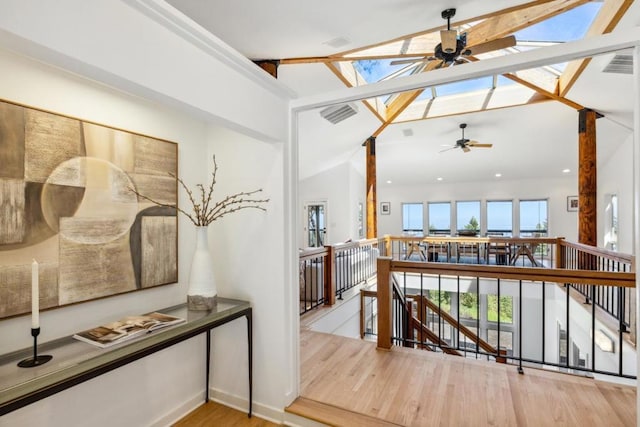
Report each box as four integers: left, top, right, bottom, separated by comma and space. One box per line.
0, 297, 252, 418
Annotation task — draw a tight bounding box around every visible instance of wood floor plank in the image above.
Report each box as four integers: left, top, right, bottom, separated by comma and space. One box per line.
286, 397, 402, 427
300, 330, 636, 426
173, 401, 279, 427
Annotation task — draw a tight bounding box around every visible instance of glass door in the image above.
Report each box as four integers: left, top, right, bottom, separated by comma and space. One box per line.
305, 202, 327, 247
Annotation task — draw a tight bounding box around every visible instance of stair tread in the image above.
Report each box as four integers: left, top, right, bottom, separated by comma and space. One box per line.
285, 397, 402, 427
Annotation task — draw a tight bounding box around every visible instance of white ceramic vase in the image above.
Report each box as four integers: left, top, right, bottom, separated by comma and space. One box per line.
187, 226, 217, 310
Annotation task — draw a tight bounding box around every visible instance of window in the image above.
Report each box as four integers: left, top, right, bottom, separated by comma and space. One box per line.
456, 201, 480, 234
459, 292, 478, 320
402, 203, 423, 235
486, 200, 513, 236
428, 202, 451, 235
519, 199, 548, 236
487, 295, 513, 324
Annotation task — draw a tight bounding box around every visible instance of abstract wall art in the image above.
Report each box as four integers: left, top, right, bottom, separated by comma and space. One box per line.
0, 99, 178, 319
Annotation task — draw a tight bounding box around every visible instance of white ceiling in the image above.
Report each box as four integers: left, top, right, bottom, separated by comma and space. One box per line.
166, 0, 638, 184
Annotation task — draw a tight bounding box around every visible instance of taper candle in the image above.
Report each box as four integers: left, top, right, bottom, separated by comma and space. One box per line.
31, 259, 39, 329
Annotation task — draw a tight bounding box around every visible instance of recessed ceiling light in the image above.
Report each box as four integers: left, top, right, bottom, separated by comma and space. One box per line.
386, 180, 392, 184
562, 168, 571, 173
437, 177, 443, 181
495, 173, 502, 178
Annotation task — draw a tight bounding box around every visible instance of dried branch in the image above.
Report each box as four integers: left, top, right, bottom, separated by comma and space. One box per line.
129, 155, 268, 227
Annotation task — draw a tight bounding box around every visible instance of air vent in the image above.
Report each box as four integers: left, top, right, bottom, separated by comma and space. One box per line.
603, 54, 633, 74
402, 128, 414, 137
320, 103, 358, 124
323, 37, 351, 48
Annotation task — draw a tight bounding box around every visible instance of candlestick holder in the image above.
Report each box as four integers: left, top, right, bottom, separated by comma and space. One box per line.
17, 328, 52, 368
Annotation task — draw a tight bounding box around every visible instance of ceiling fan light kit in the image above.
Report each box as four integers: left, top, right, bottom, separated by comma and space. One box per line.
390, 8, 515, 67
439, 123, 493, 154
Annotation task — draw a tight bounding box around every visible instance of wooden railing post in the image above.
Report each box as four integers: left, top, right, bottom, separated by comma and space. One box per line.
404, 299, 414, 348
384, 235, 392, 258
360, 290, 365, 339
555, 238, 565, 269
324, 244, 337, 306
377, 257, 392, 350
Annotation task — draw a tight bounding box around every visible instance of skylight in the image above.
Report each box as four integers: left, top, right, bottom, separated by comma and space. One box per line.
324, 0, 621, 126
436, 76, 494, 97
515, 2, 602, 43
353, 59, 421, 84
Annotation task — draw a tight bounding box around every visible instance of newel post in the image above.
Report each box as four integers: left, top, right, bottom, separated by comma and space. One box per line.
324, 245, 337, 306
377, 257, 392, 350
555, 237, 565, 269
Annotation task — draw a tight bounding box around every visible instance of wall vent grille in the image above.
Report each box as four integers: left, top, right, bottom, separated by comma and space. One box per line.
320, 103, 358, 124
603, 54, 633, 74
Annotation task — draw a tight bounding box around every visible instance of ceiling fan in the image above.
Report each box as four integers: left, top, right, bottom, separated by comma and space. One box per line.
391, 8, 516, 67
440, 123, 493, 153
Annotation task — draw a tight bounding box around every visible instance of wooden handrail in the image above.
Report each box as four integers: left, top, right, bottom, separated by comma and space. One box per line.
333, 238, 379, 252
408, 294, 498, 356
559, 240, 634, 265
299, 247, 328, 261
389, 260, 636, 288
409, 317, 462, 356
383, 234, 559, 245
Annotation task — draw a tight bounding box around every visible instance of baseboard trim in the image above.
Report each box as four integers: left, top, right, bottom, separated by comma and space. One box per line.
148, 390, 204, 427
208, 387, 284, 425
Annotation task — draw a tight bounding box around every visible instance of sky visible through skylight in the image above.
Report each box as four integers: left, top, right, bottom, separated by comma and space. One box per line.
514, 3, 602, 43
352, 3, 602, 99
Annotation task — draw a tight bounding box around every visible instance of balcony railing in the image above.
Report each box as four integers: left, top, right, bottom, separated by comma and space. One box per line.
299, 239, 379, 315
379, 235, 557, 267
374, 256, 636, 379
558, 240, 635, 333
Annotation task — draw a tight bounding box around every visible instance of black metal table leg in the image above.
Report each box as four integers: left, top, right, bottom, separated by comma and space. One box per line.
206, 329, 211, 402
247, 309, 253, 417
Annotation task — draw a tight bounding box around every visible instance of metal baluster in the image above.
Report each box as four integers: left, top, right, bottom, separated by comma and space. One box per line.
518, 279, 523, 374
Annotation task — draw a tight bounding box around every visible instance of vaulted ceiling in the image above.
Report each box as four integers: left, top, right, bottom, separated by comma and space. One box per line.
167, 0, 638, 184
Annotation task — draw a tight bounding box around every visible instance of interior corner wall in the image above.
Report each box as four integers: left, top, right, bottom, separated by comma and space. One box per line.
0, 48, 237, 426
598, 133, 634, 253
377, 177, 578, 240
348, 163, 366, 240
201, 126, 291, 412
299, 162, 356, 247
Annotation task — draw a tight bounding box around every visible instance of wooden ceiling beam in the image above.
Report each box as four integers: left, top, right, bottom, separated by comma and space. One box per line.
325, 62, 386, 123
501, 73, 583, 110
558, 0, 634, 97
281, 52, 433, 65
466, 0, 589, 47
372, 61, 442, 136
335, 1, 556, 58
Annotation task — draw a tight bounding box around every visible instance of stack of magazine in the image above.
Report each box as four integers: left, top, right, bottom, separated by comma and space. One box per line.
73, 312, 185, 348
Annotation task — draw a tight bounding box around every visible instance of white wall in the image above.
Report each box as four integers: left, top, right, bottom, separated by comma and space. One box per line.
598, 133, 633, 253
0, 47, 212, 427
299, 161, 365, 246
377, 176, 577, 240
0, 0, 290, 143
0, 23, 292, 427
204, 127, 291, 412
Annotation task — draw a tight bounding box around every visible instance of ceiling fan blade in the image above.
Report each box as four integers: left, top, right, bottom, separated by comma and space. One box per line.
467, 35, 516, 56
389, 57, 426, 66
462, 147, 471, 153
390, 55, 438, 66
439, 146, 457, 153
471, 144, 493, 148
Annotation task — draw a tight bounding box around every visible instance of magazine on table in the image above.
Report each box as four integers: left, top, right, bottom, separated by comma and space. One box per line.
73, 312, 185, 348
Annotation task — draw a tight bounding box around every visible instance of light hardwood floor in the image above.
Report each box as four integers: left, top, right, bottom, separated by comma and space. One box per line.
173, 401, 280, 426
298, 330, 636, 426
